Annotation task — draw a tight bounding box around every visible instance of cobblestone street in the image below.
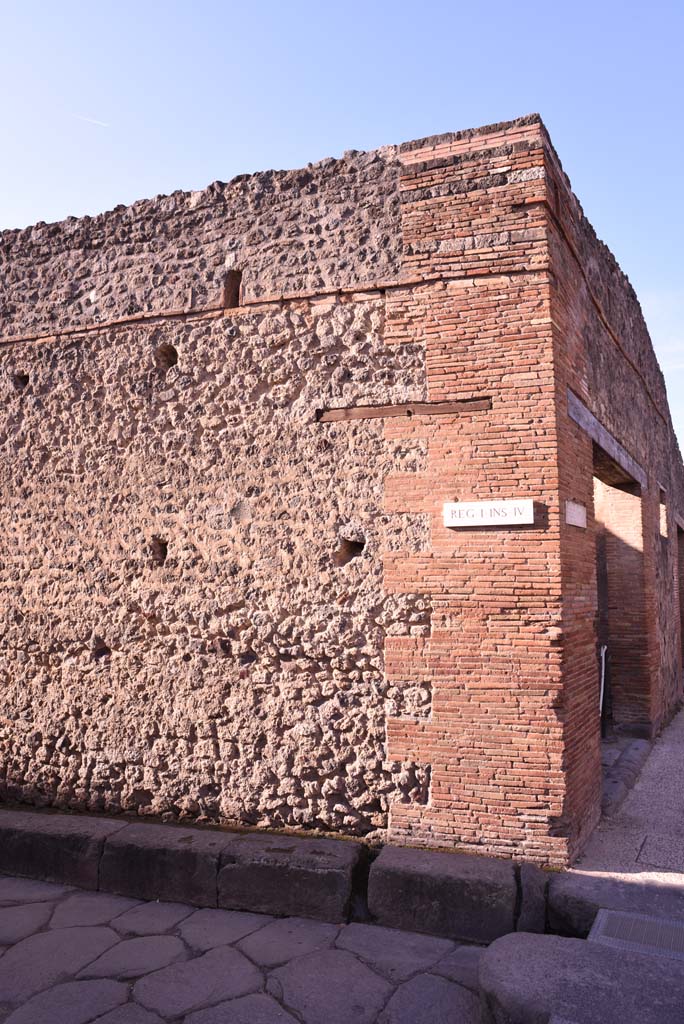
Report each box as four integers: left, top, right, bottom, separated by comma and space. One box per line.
0, 875, 482, 1023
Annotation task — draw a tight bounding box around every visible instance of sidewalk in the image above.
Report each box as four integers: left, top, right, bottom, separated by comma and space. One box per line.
574, 706, 684, 883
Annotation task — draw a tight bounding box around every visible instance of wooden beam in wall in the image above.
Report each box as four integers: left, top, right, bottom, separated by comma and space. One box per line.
316, 397, 492, 423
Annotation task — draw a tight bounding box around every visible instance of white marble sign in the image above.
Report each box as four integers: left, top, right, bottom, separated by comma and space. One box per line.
443, 499, 535, 528
565, 500, 587, 529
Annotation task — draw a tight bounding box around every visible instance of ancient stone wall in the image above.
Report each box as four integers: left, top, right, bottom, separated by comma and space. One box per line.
0, 149, 403, 337
548, 129, 684, 856
2, 115, 682, 865
0, 296, 434, 833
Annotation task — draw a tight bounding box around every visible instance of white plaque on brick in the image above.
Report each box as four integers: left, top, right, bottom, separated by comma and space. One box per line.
443, 499, 535, 528
565, 500, 587, 529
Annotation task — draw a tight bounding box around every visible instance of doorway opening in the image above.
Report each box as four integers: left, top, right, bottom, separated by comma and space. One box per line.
593, 443, 650, 739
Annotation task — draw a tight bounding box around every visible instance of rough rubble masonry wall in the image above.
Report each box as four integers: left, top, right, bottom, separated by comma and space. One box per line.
1, 116, 682, 866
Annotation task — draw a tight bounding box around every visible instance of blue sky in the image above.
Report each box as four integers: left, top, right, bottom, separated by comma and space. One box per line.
2, 1, 682, 444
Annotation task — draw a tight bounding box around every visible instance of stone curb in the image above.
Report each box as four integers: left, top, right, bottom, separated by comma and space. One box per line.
218, 831, 360, 921
0, 808, 360, 923
366, 847, 547, 943
479, 931, 684, 1023
0, 809, 128, 890
7, 805, 668, 942
547, 870, 684, 937
99, 821, 235, 907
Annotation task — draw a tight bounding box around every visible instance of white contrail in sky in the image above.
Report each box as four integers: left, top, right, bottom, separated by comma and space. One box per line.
72, 114, 110, 128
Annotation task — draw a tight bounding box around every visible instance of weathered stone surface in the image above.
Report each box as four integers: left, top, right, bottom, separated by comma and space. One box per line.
0, 811, 126, 889
430, 944, 484, 993
0, 151, 403, 336
133, 946, 262, 1017
548, 871, 684, 937
335, 922, 452, 982
179, 908, 271, 950
91, 1008, 165, 1024
51, 892, 141, 929
267, 949, 392, 1024
186, 993, 299, 1024
4, 979, 128, 1024
0, 298, 428, 844
237, 917, 339, 967
378, 973, 480, 1024
517, 863, 548, 933
601, 740, 651, 817
111, 900, 193, 935
0, 902, 53, 943
78, 935, 187, 978
99, 822, 233, 906
0, 925, 119, 1004
218, 833, 361, 921
479, 931, 684, 1024
0, 876, 72, 904
368, 846, 517, 942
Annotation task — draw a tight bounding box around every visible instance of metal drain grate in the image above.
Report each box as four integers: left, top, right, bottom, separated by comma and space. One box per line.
589, 908, 684, 961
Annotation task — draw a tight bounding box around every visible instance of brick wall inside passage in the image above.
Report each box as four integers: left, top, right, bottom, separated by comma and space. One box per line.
1, 114, 682, 866
593, 478, 650, 732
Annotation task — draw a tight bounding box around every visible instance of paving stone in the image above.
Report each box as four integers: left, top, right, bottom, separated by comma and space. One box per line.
479, 931, 684, 1024
179, 908, 272, 950
0, 810, 127, 890
3, 978, 127, 1024
0, 925, 119, 1004
431, 944, 484, 992
267, 948, 392, 1024
0, 902, 54, 943
78, 935, 187, 979
517, 863, 547, 933
133, 946, 263, 1017
218, 833, 360, 921
50, 892, 141, 929
185, 993, 299, 1024
238, 917, 338, 966
91, 1007, 165, 1024
111, 900, 193, 935
548, 871, 684, 937
0, 876, 72, 904
100, 823, 234, 906
378, 973, 480, 1023
368, 846, 517, 942
335, 922, 453, 982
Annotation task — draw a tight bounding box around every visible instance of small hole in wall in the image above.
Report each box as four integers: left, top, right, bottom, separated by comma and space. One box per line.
213, 637, 232, 656
333, 536, 366, 567
150, 536, 168, 566
154, 344, 178, 372
223, 269, 242, 309
13, 372, 29, 390
92, 641, 111, 661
